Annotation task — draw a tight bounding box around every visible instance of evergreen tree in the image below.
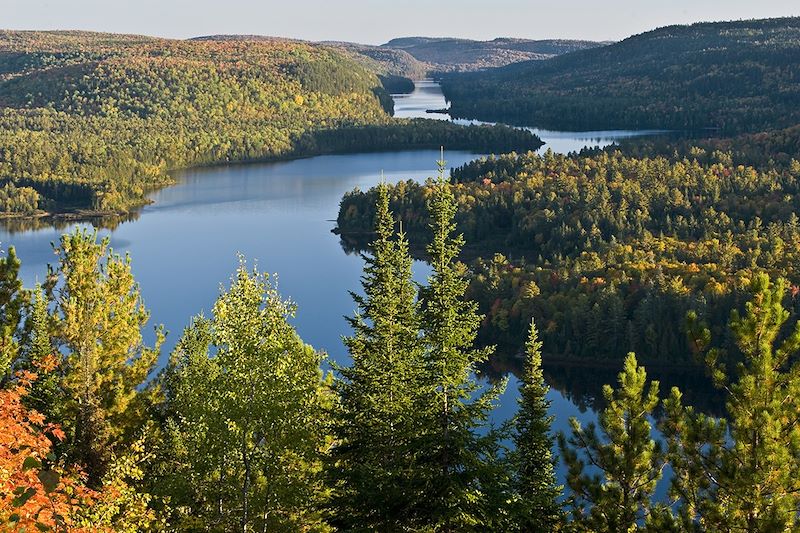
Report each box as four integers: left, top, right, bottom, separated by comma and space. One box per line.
0, 246, 26, 379
329, 181, 428, 530
513, 319, 562, 531
54, 229, 162, 485
416, 151, 508, 530
159, 260, 330, 531
663, 273, 800, 531
558, 353, 665, 532
22, 285, 63, 423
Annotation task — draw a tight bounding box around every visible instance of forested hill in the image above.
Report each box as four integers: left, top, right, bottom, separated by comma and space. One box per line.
194, 35, 428, 83
382, 36, 606, 72
0, 30, 390, 214
441, 17, 800, 133
318, 42, 427, 80
0, 31, 540, 217
337, 149, 800, 364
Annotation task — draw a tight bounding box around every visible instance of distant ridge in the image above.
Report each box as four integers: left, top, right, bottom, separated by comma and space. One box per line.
190, 33, 606, 76
190, 34, 427, 79
190, 34, 300, 43
441, 16, 800, 133
381, 36, 608, 72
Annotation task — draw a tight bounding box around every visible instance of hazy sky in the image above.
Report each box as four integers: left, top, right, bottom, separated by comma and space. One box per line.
2, 0, 799, 44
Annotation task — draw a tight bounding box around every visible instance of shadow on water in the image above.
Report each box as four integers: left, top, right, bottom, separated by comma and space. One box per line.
0, 211, 142, 235
479, 350, 725, 418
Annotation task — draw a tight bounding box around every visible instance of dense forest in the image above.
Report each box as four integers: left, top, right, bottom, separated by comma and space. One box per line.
621, 123, 800, 169
4, 11, 800, 530
0, 31, 540, 217
3, 176, 800, 531
338, 149, 800, 364
441, 17, 800, 133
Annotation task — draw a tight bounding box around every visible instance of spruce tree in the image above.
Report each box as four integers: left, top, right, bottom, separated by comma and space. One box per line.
513, 320, 562, 531
558, 353, 665, 532
663, 273, 800, 531
329, 181, 427, 530
416, 151, 507, 531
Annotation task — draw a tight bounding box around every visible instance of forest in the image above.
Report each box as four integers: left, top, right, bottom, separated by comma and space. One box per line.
0, 31, 539, 217
2, 172, 800, 531
337, 148, 800, 364
4, 11, 800, 531
441, 17, 800, 133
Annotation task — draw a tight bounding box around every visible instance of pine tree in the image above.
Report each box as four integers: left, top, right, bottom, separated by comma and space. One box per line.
416, 151, 508, 531
558, 353, 665, 532
329, 180, 428, 530
54, 229, 162, 485
513, 320, 562, 531
663, 273, 800, 531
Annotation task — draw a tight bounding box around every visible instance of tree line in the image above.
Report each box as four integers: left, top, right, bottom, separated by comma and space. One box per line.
2, 165, 800, 531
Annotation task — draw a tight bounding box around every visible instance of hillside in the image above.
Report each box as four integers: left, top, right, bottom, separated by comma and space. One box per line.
383, 36, 605, 72
0, 31, 540, 216
441, 17, 800, 133
195, 35, 428, 86
319, 41, 427, 79
0, 30, 392, 214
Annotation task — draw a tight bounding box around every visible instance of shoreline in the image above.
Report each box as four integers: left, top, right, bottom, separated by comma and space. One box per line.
0, 122, 544, 225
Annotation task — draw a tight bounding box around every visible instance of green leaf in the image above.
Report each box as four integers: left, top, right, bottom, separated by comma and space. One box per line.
35, 522, 51, 532
22, 456, 42, 471
8, 513, 20, 523
11, 487, 36, 507
37, 470, 60, 493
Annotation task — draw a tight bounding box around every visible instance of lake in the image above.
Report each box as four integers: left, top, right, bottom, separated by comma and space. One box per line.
392, 78, 667, 154
0, 79, 670, 488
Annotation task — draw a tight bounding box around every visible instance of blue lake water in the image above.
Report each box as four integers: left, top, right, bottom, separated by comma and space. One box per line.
1, 79, 669, 490
392, 78, 666, 154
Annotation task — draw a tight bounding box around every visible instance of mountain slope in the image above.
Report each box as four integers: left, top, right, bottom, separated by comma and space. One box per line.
0, 31, 541, 217
0, 31, 393, 214
441, 17, 800, 133
194, 35, 428, 82
383, 36, 606, 72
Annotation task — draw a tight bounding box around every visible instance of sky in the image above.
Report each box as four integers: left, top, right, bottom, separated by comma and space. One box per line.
2, 0, 800, 44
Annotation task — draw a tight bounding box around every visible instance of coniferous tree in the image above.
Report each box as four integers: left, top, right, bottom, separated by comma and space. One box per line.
54, 229, 162, 485
0, 246, 26, 379
329, 181, 428, 530
22, 285, 63, 423
558, 353, 665, 532
513, 320, 562, 531
417, 151, 508, 531
662, 273, 800, 531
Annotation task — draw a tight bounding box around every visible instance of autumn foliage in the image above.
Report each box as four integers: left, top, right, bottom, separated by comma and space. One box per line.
0, 359, 97, 532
